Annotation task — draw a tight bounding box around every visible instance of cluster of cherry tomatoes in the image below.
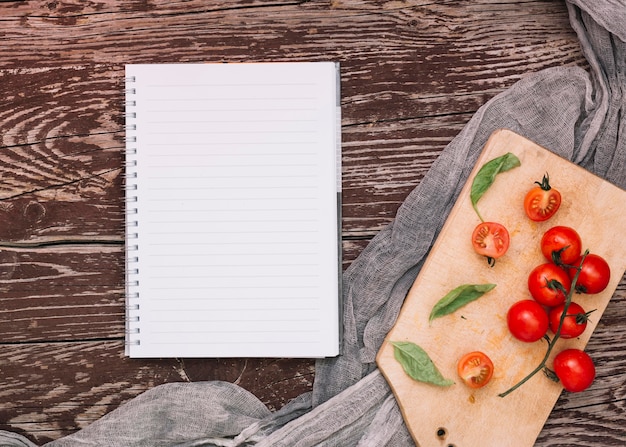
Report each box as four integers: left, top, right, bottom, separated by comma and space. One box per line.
506, 225, 610, 392
509, 227, 608, 340
504, 176, 611, 394
464, 173, 611, 393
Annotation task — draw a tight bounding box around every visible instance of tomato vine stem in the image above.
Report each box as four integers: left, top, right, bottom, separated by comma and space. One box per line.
498, 250, 589, 398
535, 173, 553, 191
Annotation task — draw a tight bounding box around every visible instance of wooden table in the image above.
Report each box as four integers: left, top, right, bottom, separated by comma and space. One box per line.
1, 0, 623, 445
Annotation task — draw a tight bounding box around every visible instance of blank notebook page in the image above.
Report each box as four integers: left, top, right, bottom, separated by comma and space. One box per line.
125, 62, 341, 358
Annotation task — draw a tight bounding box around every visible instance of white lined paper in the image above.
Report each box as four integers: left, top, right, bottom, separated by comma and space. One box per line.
125, 62, 341, 358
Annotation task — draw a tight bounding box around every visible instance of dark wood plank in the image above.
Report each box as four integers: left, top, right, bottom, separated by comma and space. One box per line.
0, 246, 124, 342
342, 114, 469, 236
0, 65, 124, 240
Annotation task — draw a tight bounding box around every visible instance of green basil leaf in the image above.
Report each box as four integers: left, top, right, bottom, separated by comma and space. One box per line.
429, 283, 496, 322
470, 152, 521, 221
391, 341, 454, 387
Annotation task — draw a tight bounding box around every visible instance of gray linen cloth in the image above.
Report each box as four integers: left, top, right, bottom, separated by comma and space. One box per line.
2, 0, 624, 445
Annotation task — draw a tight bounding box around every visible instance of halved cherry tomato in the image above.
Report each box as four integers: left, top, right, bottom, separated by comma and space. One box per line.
527, 262, 571, 307
507, 299, 549, 342
553, 349, 595, 392
569, 253, 611, 294
471, 222, 510, 266
457, 351, 494, 389
540, 226, 582, 266
548, 302, 591, 339
524, 174, 561, 222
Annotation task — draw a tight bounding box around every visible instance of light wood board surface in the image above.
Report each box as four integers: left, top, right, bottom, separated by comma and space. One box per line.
377, 129, 626, 447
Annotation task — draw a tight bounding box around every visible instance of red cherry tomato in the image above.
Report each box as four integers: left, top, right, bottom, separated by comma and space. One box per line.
569, 253, 611, 294
540, 226, 582, 266
507, 300, 549, 342
527, 262, 571, 307
471, 222, 510, 266
457, 351, 494, 389
548, 302, 589, 339
523, 174, 561, 222
553, 349, 595, 392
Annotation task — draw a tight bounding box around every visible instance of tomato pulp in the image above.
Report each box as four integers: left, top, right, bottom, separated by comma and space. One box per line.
471, 222, 510, 266
457, 351, 494, 389
523, 174, 561, 222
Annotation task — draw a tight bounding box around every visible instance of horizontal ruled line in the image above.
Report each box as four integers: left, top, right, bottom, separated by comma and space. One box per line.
146, 252, 319, 257
147, 273, 319, 279
145, 131, 317, 136
144, 176, 318, 182
146, 119, 317, 124
144, 152, 319, 158
145, 186, 318, 191
146, 208, 318, 213
145, 219, 315, 224
144, 141, 318, 146
146, 107, 317, 113
146, 82, 317, 88
145, 96, 317, 101
146, 285, 319, 290
143, 162, 318, 167
145, 263, 319, 269
150, 317, 319, 322
151, 340, 321, 345
143, 230, 320, 240
150, 295, 320, 300
150, 329, 319, 335
147, 240, 319, 245
144, 197, 319, 202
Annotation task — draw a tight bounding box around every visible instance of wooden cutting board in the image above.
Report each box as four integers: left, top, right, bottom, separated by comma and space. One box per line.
376, 129, 626, 447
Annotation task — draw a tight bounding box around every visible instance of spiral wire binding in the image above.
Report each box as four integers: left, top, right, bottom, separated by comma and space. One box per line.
124, 73, 141, 351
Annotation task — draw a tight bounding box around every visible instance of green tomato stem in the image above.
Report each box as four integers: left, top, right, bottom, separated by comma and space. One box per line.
536, 173, 552, 191
498, 250, 589, 398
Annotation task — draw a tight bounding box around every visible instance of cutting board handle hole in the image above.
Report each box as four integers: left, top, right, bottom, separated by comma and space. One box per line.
436, 427, 456, 446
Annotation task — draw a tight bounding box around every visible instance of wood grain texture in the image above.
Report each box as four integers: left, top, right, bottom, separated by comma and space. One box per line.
1, 0, 623, 445
0, 341, 314, 443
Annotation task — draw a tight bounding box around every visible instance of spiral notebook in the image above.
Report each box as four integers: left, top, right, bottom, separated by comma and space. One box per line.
124, 62, 342, 358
